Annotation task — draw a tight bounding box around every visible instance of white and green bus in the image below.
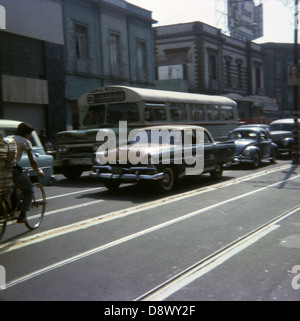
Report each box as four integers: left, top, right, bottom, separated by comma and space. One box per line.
55, 86, 238, 179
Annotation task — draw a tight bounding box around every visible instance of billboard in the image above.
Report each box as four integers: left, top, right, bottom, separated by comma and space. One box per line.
228, 0, 263, 41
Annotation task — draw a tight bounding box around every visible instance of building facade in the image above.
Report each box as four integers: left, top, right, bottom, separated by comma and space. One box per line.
0, 0, 156, 136
263, 42, 299, 118
154, 22, 278, 123
62, 0, 156, 129
0, 0, 65, 139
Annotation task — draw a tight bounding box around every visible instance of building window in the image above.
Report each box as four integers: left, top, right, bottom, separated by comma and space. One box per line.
137, 41, 147, 81
225, 60, 231, 87
237, 63, 243, 88
109, 32, 121, 76
75, 24, 89, 73
208, 54, 218, 90
255, 65, 262, 94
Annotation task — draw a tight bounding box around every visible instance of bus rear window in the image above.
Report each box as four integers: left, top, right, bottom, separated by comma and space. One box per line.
170, 109, 187, 121
190, 104, 205, 121
221, 106, 234, 120
107, 103, 140, 123
207, 105, 221, 121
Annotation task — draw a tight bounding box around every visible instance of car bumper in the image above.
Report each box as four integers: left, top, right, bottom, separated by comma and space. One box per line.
234, 156, 254, 164
90, 165, 165, 182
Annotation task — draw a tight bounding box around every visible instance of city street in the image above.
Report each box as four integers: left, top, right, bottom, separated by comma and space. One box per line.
0, 158, 300, 302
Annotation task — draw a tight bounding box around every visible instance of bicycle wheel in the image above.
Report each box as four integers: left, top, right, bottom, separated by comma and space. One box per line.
0, 199, 8, 243
25, 183, 46, 230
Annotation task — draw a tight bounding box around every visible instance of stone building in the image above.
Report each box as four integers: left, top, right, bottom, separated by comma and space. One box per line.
154, 21, 278, 122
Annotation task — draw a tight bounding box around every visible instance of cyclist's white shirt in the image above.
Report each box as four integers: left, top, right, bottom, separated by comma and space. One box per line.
13, 135, 32, 163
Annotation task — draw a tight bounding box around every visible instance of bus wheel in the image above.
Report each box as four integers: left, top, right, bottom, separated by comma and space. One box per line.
158, 167, 175, 192
62, 168, 83, 180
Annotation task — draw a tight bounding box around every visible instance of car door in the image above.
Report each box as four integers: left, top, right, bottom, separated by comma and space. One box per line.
258, 130, 271, 159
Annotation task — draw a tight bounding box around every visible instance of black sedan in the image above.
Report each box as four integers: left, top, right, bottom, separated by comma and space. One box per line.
228, 127, 277, 168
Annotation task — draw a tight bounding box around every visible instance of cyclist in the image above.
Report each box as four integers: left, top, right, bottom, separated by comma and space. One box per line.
12, 122, 44, 223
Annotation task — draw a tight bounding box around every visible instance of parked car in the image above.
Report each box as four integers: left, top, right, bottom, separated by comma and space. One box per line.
90, 125, 235, 192
0, 120, 54, 185
228, 127, 277, 168
269, 118, 298, 156
239, 124, 270, 131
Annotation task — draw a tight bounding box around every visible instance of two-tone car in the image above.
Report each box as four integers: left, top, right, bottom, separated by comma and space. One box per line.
228, 126, 277, 168
0, 119, 54, 185
91, 125, 235, 192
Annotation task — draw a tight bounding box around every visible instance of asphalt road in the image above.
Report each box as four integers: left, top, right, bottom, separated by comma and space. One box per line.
0, 158, 300, 303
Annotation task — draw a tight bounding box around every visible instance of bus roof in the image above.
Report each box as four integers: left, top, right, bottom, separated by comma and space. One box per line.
78, 86, 237, 106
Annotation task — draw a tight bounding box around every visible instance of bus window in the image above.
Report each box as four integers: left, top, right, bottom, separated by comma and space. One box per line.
221, 106, 234, 120
190, 104, 205, 121
207, 105, 221, 121
144, 103, 166, 121
107, 103, 140, 123
83, 105, 105, 126
170, 109, 187, 121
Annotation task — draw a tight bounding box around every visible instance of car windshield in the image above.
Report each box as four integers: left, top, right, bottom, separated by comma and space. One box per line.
269, 123, 293, 131
229, 130, 257, 140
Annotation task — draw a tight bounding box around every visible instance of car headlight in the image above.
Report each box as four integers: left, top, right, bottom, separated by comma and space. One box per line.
57, 146, 67, 153
242, 147, 251, 156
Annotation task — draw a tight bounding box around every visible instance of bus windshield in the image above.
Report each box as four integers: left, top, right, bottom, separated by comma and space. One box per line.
82, 105, 105, 127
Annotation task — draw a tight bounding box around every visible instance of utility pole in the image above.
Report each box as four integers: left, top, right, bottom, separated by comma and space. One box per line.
293, 0, 300, 164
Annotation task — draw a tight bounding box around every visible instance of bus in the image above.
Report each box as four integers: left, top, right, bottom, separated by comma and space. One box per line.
55, 86, 238, 179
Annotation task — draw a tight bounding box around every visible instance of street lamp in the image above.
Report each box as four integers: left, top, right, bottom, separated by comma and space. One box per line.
292, 0, 300, 164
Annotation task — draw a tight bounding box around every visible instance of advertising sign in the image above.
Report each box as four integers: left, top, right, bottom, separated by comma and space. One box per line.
228, 0, 263, 41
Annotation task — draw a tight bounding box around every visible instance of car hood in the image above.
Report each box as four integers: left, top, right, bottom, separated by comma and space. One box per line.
98, 142, 181, 164
234, 139, 256, 155
269, 131, 293, 141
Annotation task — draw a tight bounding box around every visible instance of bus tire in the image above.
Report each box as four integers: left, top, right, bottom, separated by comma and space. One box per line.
104, 180, 121, 192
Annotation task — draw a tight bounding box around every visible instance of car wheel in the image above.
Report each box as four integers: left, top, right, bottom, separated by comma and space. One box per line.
270, 148, 277, 163
210, 163, 223, 180
158, 166, 175, 192
252, 152, 260, 168
103, 180, 121, 191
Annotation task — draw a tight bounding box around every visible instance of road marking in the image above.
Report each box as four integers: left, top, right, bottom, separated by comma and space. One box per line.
0, 164, 296, 254
136, 204, 300, 301
3, 173, 300, 290
46, 187, 104, 200
137, 225, 281, 301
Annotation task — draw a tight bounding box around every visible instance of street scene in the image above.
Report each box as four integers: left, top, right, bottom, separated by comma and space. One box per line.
1, 0, 300, 305
0, 158, 300, 302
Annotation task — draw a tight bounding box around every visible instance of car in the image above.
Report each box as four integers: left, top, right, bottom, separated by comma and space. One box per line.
0, 119, 54, 185
228, 127, 277, 168
239, 124, 270, 131
90, 125, 235, 192
269, 118, 299, 156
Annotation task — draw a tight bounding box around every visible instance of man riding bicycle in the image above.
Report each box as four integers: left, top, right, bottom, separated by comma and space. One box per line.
12, 122, 44, 223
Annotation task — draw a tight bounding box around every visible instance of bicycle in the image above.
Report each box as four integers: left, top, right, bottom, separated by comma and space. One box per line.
0, 168, 46, 243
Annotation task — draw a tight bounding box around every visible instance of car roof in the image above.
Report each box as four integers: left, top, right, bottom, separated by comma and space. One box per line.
0, 119, 22, 128
138, 125, 206, 131
270, 118, 300, 124
232, 127, 263, 132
